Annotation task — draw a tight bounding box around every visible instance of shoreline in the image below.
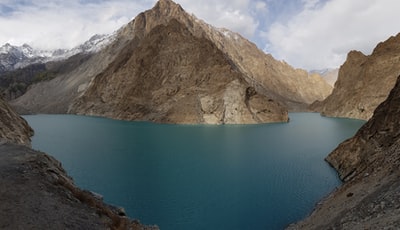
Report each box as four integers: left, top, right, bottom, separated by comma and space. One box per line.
0, 143, 158, 230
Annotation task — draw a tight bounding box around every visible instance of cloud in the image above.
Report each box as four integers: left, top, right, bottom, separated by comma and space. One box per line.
3, 0, 399, 71
178, 0, 259, 39
264, 0, 400, 70
0, 0, 262, 51
0, 0, 155, 50
254, 1, 268, 12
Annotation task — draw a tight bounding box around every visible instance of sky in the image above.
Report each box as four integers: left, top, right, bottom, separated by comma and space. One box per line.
1, 0, 400, 70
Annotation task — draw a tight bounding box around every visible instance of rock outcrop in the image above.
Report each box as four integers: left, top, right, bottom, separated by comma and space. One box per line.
70, 18, 287, 124
288, 75, 400, 229
0, 97, 33, 145
11, 0, 331, 124
311, 33, 400, 120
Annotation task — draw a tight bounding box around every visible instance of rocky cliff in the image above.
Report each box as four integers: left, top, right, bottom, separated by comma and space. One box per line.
11, 0, 331, 124
311, 33, 400, 120
0, 97, 33, 145
288, 75, 400, 229
70, 18, 287, 124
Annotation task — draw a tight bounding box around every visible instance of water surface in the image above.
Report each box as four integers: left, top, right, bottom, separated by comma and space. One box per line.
24, 113, 365, 229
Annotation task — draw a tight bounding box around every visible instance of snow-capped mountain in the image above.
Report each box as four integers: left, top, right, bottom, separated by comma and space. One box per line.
0, 33, 116, 73
0, 43, 43, 72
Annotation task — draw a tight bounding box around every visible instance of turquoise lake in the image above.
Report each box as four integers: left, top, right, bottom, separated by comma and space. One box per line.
24, 113, 365, 229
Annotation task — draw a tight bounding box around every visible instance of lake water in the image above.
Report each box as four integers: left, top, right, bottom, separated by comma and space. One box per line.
24, 113, 365, 230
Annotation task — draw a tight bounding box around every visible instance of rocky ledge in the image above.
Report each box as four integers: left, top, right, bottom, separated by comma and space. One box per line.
0, 143, 158, 229
288, 76, 400, 229
0, 97, 33, 146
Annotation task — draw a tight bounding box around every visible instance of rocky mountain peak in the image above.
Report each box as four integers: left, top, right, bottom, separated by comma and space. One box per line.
154, 0, 183, 12
0, 33, 115, 74
11, 0, 331, 124
346, 50, 366, 61
122, 0, 191, 40
372, 33, 400, 55
311, 33, 400, 120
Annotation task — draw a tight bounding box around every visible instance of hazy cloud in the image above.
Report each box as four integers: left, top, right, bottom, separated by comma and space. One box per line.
0, 0, 154, 49
1, 0, 400, 70
264, 0, 400, 70
178, 0, 259, 39
0, 0, 261, 50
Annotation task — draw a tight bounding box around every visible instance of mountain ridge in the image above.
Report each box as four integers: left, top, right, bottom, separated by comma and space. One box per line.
11, 0, 331, 124
311, 33, 400, 120
0, 33, 115, 74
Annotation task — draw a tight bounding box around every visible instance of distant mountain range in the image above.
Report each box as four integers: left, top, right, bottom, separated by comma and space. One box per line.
0, 33, 115, 73
309, 68, 339, 87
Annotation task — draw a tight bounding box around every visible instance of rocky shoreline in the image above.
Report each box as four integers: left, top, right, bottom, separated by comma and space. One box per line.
0, 143, 158, 230
287, 76, 400, 229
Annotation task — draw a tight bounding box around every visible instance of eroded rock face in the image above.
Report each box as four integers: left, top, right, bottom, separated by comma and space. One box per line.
326, 75, 400, 181
287, 76, 400, 229
70, 19, 287, 124
12, 0, 331, 124
312, 33, 400, 120
0, 97, 33, 145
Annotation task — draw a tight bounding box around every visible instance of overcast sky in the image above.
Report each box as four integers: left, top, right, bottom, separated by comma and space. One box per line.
1, 0, 400, 70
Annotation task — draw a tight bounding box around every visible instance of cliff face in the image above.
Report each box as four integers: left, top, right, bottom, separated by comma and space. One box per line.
70, 19, 287, 124
288, 75, 400, 229
326, 74, 400, 181
11, 0, 332, 124
312, 33, 400, 120
0, 97, 33, 145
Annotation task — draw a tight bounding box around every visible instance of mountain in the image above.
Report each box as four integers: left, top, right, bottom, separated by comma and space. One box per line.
311, 33, 400, 120
288, 75, 400, 229
0, 33, 115, 74
11, 0, 332, 124
310, 68, 339, 87
0, 96, 33, 145
0, 43, 45, 73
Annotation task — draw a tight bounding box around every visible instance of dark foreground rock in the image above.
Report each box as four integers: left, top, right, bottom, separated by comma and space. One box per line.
0, 143, 158, 230
0, 97, 33, 146
287, 76, 400, 229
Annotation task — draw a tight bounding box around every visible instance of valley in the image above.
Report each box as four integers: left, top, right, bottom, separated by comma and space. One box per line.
0, 0, 400, 229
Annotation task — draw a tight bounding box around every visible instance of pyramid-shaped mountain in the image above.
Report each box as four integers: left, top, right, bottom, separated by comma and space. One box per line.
12, 0, 332, 124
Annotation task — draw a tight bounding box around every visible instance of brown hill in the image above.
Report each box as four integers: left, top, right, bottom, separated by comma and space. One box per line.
311, 33, 400, 120
12, 0, 331, 124
70, 18, 287, 124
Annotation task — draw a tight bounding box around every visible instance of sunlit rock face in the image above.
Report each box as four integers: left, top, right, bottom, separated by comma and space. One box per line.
12, 0, 333, 124
288, 75, 400, 229
311, 33, 400, 120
